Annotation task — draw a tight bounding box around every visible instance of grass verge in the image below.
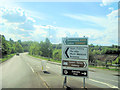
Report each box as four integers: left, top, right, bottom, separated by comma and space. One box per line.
28, 54, 61, 63
89, 65, 119, 71
28, 54, 119, 71
0, 54, 15, 63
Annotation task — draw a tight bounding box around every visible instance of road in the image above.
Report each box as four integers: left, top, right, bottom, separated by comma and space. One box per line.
0, 53, 119, 89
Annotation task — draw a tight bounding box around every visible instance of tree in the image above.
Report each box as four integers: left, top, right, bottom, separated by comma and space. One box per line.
29, 41, 42, 56
40, 38, 53, 58
1, 35, 10, 57
18, 40, 22, 45
21, 41, 34, 52
9, 38, 16, 54
15, 42, 24, 53
52, 49, 61, 60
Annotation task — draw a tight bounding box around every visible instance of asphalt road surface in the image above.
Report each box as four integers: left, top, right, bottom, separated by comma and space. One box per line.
0, 53, 119, 89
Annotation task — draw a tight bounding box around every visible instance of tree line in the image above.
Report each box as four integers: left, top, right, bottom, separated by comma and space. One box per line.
29, 38, 61, 60
0, 35, 24, 58
1, 35, 119, 63
0, 35, 61, 60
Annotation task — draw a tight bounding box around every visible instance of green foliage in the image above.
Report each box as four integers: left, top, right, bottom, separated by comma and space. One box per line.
1, 35, 24, 58
1, 34, 119, 66
18, 40, 22, 45
52, 49, 61, 60
89, 44, 118, 66
89, 44, 118, 55
0, 54, 15, 62
21, 41, 33, 52
29, 42, 42, 55
9, 38, 16, 53
1, 35, 12, 57
29, 54, 61, 63
15, 42, 24, 53
112, 55, 120, 64
29, 38, 53, 58
39, 38, 52, 57
89, 65, 119, 71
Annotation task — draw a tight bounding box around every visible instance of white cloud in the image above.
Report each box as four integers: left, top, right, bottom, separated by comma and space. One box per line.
0, 7, 36, 29
109, 7, 114, 10
19, 28, 33, 32
55, 27, 104, 43
29, 25, 49, 41
0, 0, 17, 8
100, 0, 118, 6
0, 6, 51, 42
33, 25, 47, 34
42, 34, 47, 37
27, 17, 36, 22
107, 10, 118, 20
100, 3, 104, 7
0, 30, 27, 41
0, 4, 118, 45
64, 13, 107, 28
0, 7, 36, 41
31, 25, 60, 43
0, 7, 27, 23
27, 10, 118, 45
61, 10, 118, 45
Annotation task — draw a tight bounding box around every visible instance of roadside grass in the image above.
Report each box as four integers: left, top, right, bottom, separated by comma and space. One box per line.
28, 54, 61, 63
28, 54, 119, 71
0, 54, 15, 63
89, 65, 119, 71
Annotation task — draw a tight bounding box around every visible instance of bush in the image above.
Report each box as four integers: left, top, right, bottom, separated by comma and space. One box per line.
52, 49, 61, 60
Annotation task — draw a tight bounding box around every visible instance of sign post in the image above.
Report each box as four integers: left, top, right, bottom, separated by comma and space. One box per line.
62, 37, 88, 88
83, 77, 85, 88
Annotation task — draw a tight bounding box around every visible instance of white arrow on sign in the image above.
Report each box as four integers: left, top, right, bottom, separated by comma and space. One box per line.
83, 62, 87, 68
63, 38, 67, 45
81, 72, 86, 75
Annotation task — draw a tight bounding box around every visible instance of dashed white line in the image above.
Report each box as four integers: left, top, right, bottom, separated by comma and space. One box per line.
30, 67, 35, 73
89, 79, 118, 88
27, 63, 35, 73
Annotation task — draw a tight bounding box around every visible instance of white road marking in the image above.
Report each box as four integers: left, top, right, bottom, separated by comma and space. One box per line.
27, 63, 35, 73
89, 79, 118, 88
30, 67, 35, 73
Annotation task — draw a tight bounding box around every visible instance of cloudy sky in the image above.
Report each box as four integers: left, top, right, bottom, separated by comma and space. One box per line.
0, 0, 119, 45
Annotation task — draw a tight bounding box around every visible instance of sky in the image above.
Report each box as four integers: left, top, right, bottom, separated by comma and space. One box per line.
0, 0, 119, 45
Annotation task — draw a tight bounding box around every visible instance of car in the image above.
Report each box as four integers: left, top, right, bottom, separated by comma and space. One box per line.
16, 53, 19, 56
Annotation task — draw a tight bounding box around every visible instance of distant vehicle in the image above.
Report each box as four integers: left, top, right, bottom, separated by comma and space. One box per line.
16, 53, 19, 56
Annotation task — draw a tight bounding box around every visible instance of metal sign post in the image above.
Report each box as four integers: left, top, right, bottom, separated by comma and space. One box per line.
62, 37, 88, 88
83, 77, 85, 88
63, 76, 67, 88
